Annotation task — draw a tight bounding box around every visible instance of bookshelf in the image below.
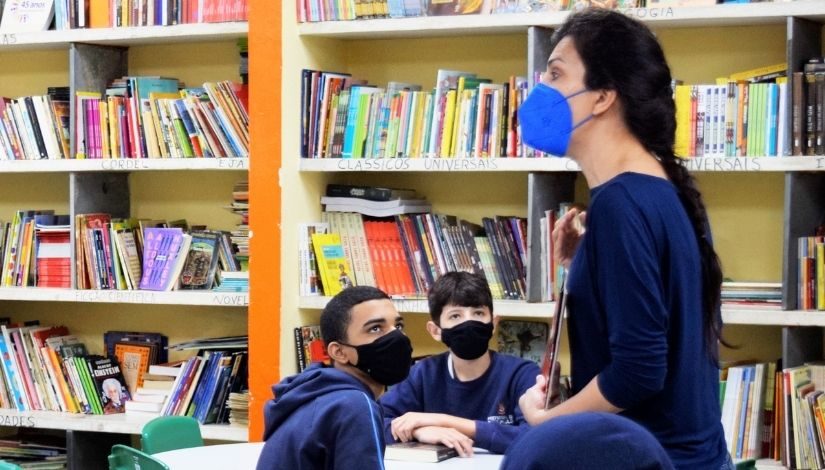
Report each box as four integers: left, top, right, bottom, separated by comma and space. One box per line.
300, 156, 825, 173
0, 20, 252, 468
279, 3, 825, 451
0, 409, 247, 441
296, 2, 825, 38
0, 22, 247, 50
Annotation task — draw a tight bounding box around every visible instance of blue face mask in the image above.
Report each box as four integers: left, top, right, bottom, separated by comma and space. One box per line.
518, 83, 592, 157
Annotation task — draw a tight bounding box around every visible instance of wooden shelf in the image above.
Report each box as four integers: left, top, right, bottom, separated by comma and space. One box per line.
0, 288, 248, 307
0, 22, 248, 50
298, 2, 825, 39
721, 307, 825, 327
0, 158, 248, 173
0, 409, 247, 441
299, 156, 825, 173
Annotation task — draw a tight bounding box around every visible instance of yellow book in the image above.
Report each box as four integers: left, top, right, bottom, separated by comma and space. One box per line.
107, 97, 119, 158
311, 233, 354, 297
729, 63, 786, 82
99, 101, 110, 159
817, 242, 824, 310
450, 76, 469, 157
149, 92, 179, 158
673, 85, 692, 158
46, 348, 78, 413
409, 91, 426, 158
18, 221, 34, 287
439, 89, 457, 157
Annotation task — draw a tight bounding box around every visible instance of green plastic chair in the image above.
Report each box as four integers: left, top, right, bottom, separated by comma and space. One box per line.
108, 444, 169, 470
141, 415, 205, 455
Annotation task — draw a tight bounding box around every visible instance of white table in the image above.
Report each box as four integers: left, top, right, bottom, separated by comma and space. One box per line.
154, 442, 504, 469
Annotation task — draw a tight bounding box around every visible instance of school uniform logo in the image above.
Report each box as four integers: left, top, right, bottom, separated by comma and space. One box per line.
487, 402, 514, 425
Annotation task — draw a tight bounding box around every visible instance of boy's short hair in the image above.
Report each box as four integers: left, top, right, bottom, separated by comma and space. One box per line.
321, 286, 391, 344
427, 271, 494, 325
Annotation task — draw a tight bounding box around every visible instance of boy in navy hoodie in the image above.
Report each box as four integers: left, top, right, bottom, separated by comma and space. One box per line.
257, 286, 413, 470
379, 272, 539, 455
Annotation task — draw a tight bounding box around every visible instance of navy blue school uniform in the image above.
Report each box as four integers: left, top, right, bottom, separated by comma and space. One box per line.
379, 351, 538, 454
566, 172, 728, 469
256, 363, 385, 470
501, 412, 675, 470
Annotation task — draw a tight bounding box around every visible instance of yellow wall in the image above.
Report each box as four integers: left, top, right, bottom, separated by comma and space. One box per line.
0, 50, 68, 97
281, 13, 799, 374
0, 41, 246, 360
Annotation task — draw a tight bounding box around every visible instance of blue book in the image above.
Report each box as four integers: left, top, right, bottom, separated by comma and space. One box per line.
388, 0, 405, 17
735, 366, 753, 458
766, 83, 778, 157
341, 86, 365, 158
193, 352, 223, 422
0, 327, 26, 411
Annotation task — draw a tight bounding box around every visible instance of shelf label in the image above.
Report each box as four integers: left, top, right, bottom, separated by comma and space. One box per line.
619, 7, 675, 19
218, 159, 248, 169
74, 290, 157, 303
0, 415, 35, 427
335, 159, 412, 171
212, 294, 248, 306
99, 159, 151, 170
422, 159, 499, 171
683, 157, 762, 172
391, 298, 428, 312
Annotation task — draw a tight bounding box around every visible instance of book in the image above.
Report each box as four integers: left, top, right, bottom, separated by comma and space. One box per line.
178, 230, 220, 290
325, 184, 417, 202
384, 442, 458, 463
139, 227, 186, 291
88, 356, 131, 415
541, 270, 567, 410
311, 233, 354, 297
114, 343, 153, 396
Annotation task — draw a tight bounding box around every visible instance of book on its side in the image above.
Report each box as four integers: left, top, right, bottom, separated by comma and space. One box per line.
384, 442, 458, 463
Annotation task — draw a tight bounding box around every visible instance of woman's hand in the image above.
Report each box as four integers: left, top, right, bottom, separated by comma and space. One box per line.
553, 208, 586, 269
519, 375, 552, 426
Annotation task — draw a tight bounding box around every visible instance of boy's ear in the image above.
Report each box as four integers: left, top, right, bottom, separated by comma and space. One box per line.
426, 320, 442, 343
492, 315, 501, 331
326, 341, 352, 365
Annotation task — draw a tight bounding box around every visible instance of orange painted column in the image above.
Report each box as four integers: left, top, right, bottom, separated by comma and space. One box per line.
248, 0, 281, 442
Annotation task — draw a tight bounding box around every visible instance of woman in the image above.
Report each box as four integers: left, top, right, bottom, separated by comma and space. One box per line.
516, 9, 729, 469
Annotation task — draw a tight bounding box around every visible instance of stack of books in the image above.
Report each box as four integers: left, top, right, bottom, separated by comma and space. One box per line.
721, 282, 782, 309
227, 390, 249, 427
125, 367, 177, 415
0, 438, 67, 469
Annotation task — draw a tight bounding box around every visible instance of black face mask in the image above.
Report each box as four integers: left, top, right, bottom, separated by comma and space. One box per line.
440, 320, 494, 360
342, 329, 413, 386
